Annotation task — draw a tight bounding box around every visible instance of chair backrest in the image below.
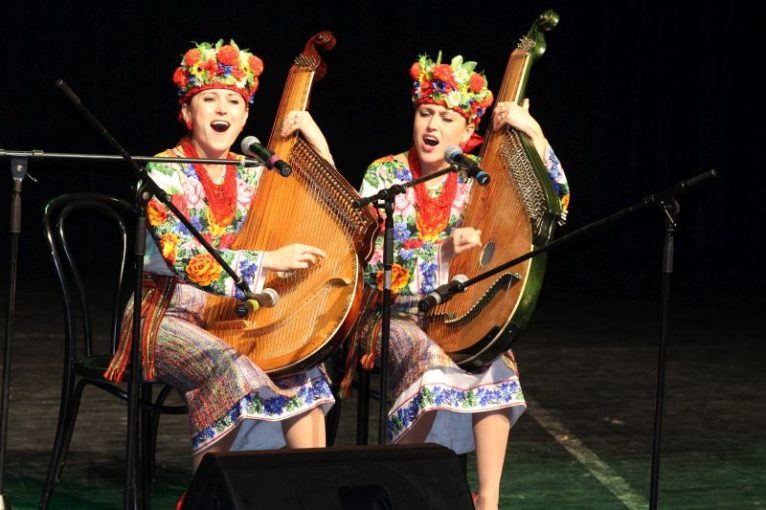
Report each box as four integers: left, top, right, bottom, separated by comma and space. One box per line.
44, 193, 136, 360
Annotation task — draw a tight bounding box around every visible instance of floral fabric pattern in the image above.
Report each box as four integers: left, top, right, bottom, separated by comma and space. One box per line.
192, 368, 334, 451
154, 283, 334, 453
389, 378, 525, 441
139, 146, 337, 452
360, 148, 568, 298
360, 154, 473, 297
358, 148, 568, 452
144, 146, 264, 300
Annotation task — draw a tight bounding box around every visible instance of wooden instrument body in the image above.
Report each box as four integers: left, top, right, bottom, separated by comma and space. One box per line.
203, 32, 377, 376
424, 11, 563, 370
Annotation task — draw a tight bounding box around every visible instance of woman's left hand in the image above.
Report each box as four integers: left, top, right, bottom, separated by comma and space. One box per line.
492, 98, 548, 160
281, 110, 334, 165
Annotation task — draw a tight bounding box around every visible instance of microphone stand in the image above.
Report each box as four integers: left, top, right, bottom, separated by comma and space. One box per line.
417, 170, 717, 303
0, 149, 264, 167
648, 189, 679, 510
0, 156, 39, 510
32, 79, 261, 510
417, 169, 718, 509
354, 164, 459, 445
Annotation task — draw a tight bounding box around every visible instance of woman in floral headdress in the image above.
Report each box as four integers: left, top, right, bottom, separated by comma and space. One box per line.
351, 53, 570, 510
105, 40, 336, 474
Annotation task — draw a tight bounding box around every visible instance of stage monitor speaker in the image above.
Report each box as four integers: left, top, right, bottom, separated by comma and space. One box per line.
181, 443, 474, 509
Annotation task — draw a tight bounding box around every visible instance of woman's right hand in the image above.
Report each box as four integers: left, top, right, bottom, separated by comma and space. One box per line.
492, 98, 548, 160
261, 243, 326, 271
280, 110, 334, 165
441, 227, 482, 264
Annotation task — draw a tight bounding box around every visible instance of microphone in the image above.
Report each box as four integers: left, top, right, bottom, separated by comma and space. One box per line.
418, 274, 469, 312
444, 146, 490, 186
235, 288, 280, 317
241, 136, 292, 177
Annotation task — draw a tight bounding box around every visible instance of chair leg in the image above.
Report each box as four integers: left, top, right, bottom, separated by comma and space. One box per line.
356, 371, 370, 445
124, 376, 142, 510
40, 376, 90, 509
141, 383, 153, 510
324, 393, 342, 447
57, 379, 89, 479
40, 372, 77, 510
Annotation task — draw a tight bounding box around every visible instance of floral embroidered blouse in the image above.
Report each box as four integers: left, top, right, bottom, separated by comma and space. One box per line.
360, 145, 569, 299
143, 145, 265, 299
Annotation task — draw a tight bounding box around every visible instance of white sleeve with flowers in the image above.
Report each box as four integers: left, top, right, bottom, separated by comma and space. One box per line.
360, 155, 473, 299
144, 148, 265, 299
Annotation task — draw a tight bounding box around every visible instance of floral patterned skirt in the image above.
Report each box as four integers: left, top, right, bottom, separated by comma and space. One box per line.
154, 283, 334, 453
381, 306, 526, 455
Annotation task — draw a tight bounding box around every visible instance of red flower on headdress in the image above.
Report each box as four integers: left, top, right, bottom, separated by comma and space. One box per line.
172, 67, 188, 88
419, 80, 433, 98
217, 45, 240, 66
184, 48, 201, 66
479, 91, 494, 108
410, 62, 421, 80
174, 40, 263, 105
200, 59, 218, 79
432, 64, 454, 83
469, 73, 485, 93
249, 55, 264, 77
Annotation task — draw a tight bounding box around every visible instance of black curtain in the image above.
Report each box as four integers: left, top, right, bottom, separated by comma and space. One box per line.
1, 0, 760, 309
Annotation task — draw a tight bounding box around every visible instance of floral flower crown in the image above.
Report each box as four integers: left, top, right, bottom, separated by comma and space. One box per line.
410, 52, 494, 126
172, 39, 264, 105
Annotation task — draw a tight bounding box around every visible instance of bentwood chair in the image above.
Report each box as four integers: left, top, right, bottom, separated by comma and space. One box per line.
40, 193, 186, 510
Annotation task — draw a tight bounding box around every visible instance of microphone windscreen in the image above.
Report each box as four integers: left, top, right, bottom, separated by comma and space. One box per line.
240, 135, 260, 155
452, 274, 469, 285
259, 288, 280, 307
444, 145, 462, 163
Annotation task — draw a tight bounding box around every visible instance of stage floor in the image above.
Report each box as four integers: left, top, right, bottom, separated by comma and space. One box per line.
1, 278, 763, 509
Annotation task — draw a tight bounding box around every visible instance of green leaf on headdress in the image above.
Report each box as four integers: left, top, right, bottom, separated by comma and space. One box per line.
451, 55, 464, 68
464, 61, 477, 72
435, 51, 443, 65
214, 39, 224, 49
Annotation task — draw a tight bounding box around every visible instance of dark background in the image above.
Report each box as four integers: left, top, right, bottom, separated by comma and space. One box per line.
1, 1, 761, 313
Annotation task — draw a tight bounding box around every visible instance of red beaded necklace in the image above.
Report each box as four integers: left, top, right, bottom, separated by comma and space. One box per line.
180, 138, 238, 227
407, 147, 457, 238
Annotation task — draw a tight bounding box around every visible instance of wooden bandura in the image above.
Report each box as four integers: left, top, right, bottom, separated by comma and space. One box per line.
424, 10, 564, 370
203, 32, 378, 376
